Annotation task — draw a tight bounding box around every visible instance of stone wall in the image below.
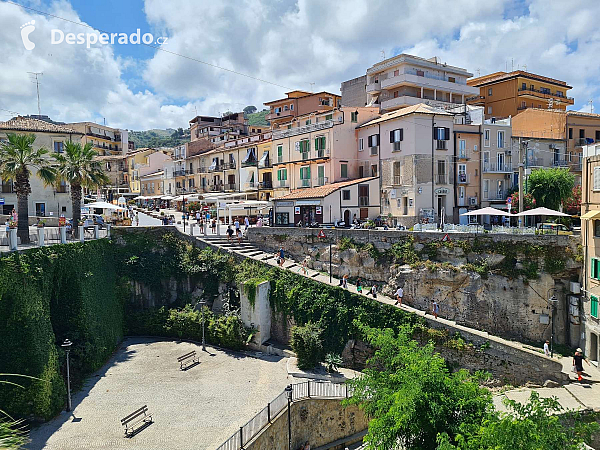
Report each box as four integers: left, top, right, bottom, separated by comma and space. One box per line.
246, 398, 367, 450
247, 227, 581, 345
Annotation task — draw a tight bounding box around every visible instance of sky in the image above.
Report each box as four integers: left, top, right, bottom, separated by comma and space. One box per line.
0, 0, 599, 131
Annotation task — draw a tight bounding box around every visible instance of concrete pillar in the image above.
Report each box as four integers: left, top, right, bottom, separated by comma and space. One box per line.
8, 228, 17, 251
106, 224, 111, 238
240, 280, 271, 346
94, 225, 100, 239
79, 226, 85, 242
37, 227, 45, 247
204, 222, 208, 235
217, 221, 221, 235
434, 89, 437, 100
462, 94, 465, 103
449, 92, 452, 103
229, 208, 232, 227
59, 226, 67, 244
420, 86, 423, 98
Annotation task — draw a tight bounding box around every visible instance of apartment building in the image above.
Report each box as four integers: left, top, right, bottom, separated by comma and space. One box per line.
189, 113, 248, 143
95, 154, 129, 201
340, 75, 367, 107
126, 148, 157, 194
357, 103, 455, 227
454, 123, 481, 224
69, 122, 129, 156
361, 54, 478, 113
140, 171, 164, 197
270, 107, 380, 198
264, 90, 341, 128
0, 116, 83, 217
580, 152, 600, 366
480, 118, 514, 217
467, 71, 573, 119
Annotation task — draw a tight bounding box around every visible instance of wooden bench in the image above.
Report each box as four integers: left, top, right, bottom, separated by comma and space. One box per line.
121, 405, 153, 437
177, 351, 199, 370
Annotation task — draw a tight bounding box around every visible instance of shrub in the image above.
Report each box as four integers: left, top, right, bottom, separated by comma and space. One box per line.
291, 322, 324, 369
324, 353, 343, 373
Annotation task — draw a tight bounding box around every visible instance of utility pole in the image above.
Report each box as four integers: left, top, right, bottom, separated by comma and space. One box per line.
28, 72, 43, 116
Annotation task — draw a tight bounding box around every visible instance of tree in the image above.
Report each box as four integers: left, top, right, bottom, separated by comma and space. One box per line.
53, 142, 109, 235
437, 391, 599, 449
243, 105, 257, 115
562, 185, 581, 216
345, 324, 491, 450
508, 191, 535, 213
527, 168, 575, 211
291, 322, 323, 369
0, 133, 56, 244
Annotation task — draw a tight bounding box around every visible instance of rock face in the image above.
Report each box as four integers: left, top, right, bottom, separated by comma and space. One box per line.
247, 227, 581, 346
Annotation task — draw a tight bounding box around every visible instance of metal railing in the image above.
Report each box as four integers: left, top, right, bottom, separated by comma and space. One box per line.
272, 120, 334, 139
216, 381, 351, 450
483, 163, 513, 173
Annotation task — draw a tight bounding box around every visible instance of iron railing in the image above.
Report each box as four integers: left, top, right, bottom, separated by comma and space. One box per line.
216, 381, 351, 450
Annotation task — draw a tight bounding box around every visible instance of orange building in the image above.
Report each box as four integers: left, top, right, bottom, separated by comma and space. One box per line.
264, 90, 340, 127
467, 71, 573, 119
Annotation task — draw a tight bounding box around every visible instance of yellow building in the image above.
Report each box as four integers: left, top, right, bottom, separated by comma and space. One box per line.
68, 122, 125, 156
125, 148, 156, 194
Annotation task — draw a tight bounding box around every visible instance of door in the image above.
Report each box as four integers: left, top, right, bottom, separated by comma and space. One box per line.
458, 186, 465, 206
497, 180, 504, 200
317, 165, 325, 186
459, 207, 468, 225
437, 196, 445, 221
402, 197, 408, 215
35, 202, 46, 217
497, 153, 505, 171
591, 334, 598, 365
343, 209, 350, 225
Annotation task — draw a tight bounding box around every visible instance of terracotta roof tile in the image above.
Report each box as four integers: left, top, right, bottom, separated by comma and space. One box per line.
276, 177, 377, 200
0, 116, 82, 134
359, 103, 451, 128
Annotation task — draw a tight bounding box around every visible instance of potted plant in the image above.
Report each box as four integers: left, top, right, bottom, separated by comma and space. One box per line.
8, 220, 17, 229
36, 219, 46, 228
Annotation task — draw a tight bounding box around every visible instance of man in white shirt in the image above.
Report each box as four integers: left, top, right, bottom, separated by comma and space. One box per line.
394, 286, 403, 306
544, 340, 550, 357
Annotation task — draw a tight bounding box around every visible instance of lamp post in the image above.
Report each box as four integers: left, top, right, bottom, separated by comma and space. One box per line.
61, 339, 72, 412
285, 384, 293, 450
548, 288, 558, 358
199, 300, 206, 351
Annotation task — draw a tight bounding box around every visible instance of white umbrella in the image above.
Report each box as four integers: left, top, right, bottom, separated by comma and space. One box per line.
514, 207, 570, 217
85, 201, 127, 211
461, 207, 513, 216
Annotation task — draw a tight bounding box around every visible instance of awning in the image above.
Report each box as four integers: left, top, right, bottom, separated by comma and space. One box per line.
581, 210, 600, 220
241, 147, 257, 165
461, 207, 512, 216
258, 151, 269, 168
161, 195, 176, 200
84, 201, 127, 211
514, 207, 570, 217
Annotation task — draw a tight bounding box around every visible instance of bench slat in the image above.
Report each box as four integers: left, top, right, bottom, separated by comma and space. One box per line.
177, 351, 196, 361
121, 405, 148, 424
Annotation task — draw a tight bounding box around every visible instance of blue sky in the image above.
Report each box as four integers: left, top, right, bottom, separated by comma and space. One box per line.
1, 0, 599, 129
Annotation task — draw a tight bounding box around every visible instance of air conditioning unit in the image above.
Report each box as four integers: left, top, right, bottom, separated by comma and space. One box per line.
468, 197, 477, 206
505, 150, 511, 155
570, 282, 581, 294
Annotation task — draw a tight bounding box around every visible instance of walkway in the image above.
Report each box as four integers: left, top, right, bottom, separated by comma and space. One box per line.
197, 234, 600, 415
27, 337, 290, 450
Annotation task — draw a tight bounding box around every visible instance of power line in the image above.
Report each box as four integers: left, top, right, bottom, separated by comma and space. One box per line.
6, 0, 293, 91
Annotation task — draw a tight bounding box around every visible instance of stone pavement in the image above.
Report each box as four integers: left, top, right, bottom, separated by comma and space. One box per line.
28, 337, 290, 450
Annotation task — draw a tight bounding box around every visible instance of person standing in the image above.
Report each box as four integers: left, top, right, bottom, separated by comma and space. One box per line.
11, 208, 17, 223
244, 216, 250, 231
211, 218, 216, 234
301, 258, 308, 275
226, 225, 234, 243
342, 274, 348, 289
278, 247, 285, 267
573, 348, 589, 382
236, 227, 242, 244
394, 286, 404, 306
234, 218, 240, 234
196, 211, 201, 223
356, 278, 363, 293
543, 340, 550, 357
135, 212, 139, 227
370, 284, 377, 298
432, 300, 439, 319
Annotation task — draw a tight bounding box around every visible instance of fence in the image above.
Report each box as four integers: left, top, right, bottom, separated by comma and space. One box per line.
0, 226, 109, 251
216, 381, 351, 450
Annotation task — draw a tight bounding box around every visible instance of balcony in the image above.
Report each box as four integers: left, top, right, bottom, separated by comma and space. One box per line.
272, 120, 334, 139
275, 180, 289, 188
552, 159, 569, 168
485, 190, 509, 201
436, 140, 447, 150
259, 180, 273, 189
266, 111, 294, 121
225, 183, 237, 191
197, 166, 207, 174
241, 159, 258, 168
358, 196, 369, 206
258, 158, 272, 169
526, 157, 544, 167
517, 87, 574, 104
173, 169, 191, 177
316, 149, 330, 159
483, 163, 513, 173
224, 162, 236, 170
315, 176, 329, 187
208, 164, 222, 172
366, 82, 380, 94
299, 179, 311, 188
244, 181, 257, 190
393, 176, 401, 185
436, 174, 447, 184
576, 138, 590, 147
381, 73, 478, 97
458, 150, 469, 159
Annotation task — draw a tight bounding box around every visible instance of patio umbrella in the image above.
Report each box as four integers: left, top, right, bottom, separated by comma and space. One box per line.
460, 207, 512, 233
85, 201, 127, 211
514, 207, 569, 217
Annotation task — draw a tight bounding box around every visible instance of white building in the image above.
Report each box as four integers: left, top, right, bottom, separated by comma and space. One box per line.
364, 54, 479, 113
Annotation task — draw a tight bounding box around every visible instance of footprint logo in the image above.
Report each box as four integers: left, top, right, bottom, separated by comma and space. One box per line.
21, 20, 36, 50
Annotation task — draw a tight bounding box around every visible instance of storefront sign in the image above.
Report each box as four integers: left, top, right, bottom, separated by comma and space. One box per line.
294, 206, 301, 214
316, 206, 322, 215
434, 188, 449, 195
276, 201, 294, 207
295, 200, 321, 206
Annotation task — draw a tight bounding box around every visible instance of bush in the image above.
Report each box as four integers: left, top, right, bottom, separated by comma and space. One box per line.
291, 322, 323, 369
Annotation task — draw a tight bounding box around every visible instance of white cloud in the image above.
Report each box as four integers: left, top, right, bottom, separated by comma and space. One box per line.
0, 0, 599, 129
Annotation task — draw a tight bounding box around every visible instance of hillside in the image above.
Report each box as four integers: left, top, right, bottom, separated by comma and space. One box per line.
129, 128, 190, 148
247, 109, 269, 126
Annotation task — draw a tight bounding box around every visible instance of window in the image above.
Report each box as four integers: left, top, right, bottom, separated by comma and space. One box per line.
277, 145, 283, 163
351, 111, 358, 123
287, 125, 292, 129
594, 167, 600, 190
568, 128, 573, 139
315, 136, 326, 151
448, 77, 455, 83
592, 295, 599, 319
299, 139, 310, 157
591, 258, 600, 281
487, 106, 492, 115
371, 164, 378, 176
594, 220, 600, 237
393, 161, 401, 184
530, 84, 534, 91
483, 179, 489, 199
488, 88, 492, 96
437, 160, 446, 184
284, 105, 289, 111
393, 91, 399, 98
325, 114, 332, 121
290, 104, 294, 110
498, 131, 505, 148
484, 129, 490, 147
341, 163, 348, 178
416, 70, 424, 77
277, 168, 287, 186
390, 128, 403, 151
342, 190, 350, 200
580, 129, 586, 138
368, 134, 379, 149
393, 69, 399, 76
459, 139, 466, 157
358, 138, 364, 152
275, 212, 289, 225
306, 119, 311, 125
596, 130, 600, 141
274, 107, 281, 113
521, 82, 526, 90
300, 166, 310, 187
434, 127, 450, 140
54, 141, 64, 153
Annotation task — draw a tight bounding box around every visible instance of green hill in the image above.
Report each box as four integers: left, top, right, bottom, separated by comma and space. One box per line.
247, 110, 269, 127
129, 128, 190, 148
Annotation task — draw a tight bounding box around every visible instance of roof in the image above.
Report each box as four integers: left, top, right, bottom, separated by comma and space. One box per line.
358, 103, 452, 128
140, 170, 164, 178
368, 54, 472, 77
187, 138, 216, 157
0, 116, 82, 134
264, 91, 340, 106
94, 154, 126, 161
566, 110, 600, 119
467, 70, 572, 89
275, 177, 377, 200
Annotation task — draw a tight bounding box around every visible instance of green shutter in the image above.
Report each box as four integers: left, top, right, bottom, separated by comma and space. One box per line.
594, 258, 599, 280
277, 170, 281, 181
283, 169, 287, 180
318, 166, 324, 177
315, 138, 319, 150
321, 136, 326, 149
592, 295, 598, 318
307, 166, 311, 178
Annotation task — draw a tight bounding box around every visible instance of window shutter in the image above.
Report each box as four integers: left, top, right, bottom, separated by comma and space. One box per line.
277, 170, 281, 181
592, 296, 599, 318
390, 130, 394, 143
445, 128, 450, 140
321, 136, 326, 149
315, 138, 319, 150
368, 135, 372, 147
593, 258, 598, 279
433, 127, 438, 140
376, 134, 379, 146
307, 141, 310, 152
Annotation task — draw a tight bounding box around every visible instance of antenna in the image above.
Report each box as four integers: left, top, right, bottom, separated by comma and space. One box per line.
590, 100, 594, 114
523, 64, 527, 72
27, 72, 43, 116
309, 82, 315, 93
476, 68, 480, 77
511, 58, 514, 72
380, 50, 385, 61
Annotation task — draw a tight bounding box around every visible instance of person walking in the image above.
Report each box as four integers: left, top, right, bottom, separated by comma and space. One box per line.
278, 247, 285, 267
356, 278, 363, 293
234, 218, 240, 234
300, 258, 308, 275
573, 348, 589, 381
394, 286, 404, 306
432, 300, 439, 319
236, 227, 243, 244
369, 284, 377, 298
211, 218, 216, 234
196, 211, 201, 223
244, 216, 250, 231
135, 212, 139, 226
342, 274, 348, 289
226, 225, 234, 242
543, 340, 550, 357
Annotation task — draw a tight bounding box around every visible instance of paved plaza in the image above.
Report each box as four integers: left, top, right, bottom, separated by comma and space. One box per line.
28, 338, 290, 450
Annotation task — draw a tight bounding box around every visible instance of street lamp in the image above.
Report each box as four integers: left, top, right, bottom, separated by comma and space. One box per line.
548, 288, 559, 358
61, 339, 72, 412
285, 384, 293, 450
199, 300, 206, 351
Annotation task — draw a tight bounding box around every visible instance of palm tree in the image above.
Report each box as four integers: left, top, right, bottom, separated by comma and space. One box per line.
53, 142, 109, 236
0, 133, 56, 244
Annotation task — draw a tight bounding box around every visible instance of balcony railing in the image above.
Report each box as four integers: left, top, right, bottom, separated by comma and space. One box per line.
300, 179, 311, 188
316, 176, 328, 186
436, 141, 447, 150
458, 150, 469, 159
457, 173, 470, 184
272, 120, 334, 139
197, 167, 207, 174
576, 138, 589, 146
241, 159, 258, 168
224, 162, 236, 170
266, 111, 294, 121
485, 190, 509, 201
393, 176, 401, 185
276, 180, 289, 188
225, 183, 237, 191
526, 157, 544, 167
244, 181, 257, 189
483, 163, 513, 173
258, 158, 271, 169
208, 165, 222, 172
358, 196, 369, 206
517, 87, 574, 103
316, 149, 330, 159
436, 174, 447, 184
569, 159, 583, 171
552, 159, 569, 167
259, 181, 272, 189
173, 169, 192, 176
